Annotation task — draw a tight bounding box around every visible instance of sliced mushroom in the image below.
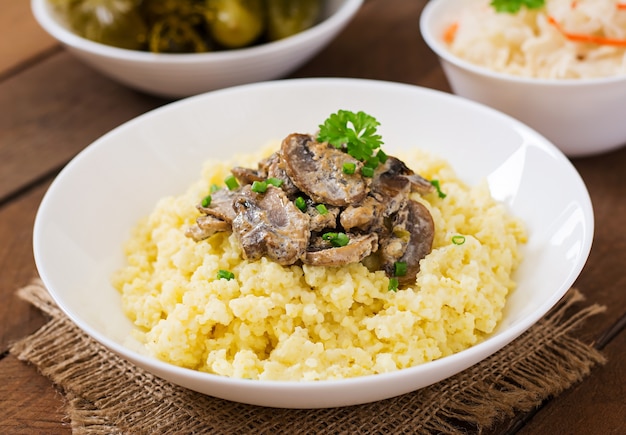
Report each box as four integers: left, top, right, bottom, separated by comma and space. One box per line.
231, 166, 265, 185
379, 199, 434, 285
305, 202, 340, 232
197, 188, 238, 223
280, 133, 368, 207
185, 215, 231, 241
303, 233, 379, 267
339, 195, 385, 233
259, 152, 300, 197
231, 185, 310, 265
372, 156, 434, 216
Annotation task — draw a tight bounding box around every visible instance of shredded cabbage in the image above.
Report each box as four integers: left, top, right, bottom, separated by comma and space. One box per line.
446, 0, 626, 78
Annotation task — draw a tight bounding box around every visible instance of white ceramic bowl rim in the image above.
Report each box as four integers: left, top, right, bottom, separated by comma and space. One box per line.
32, 0, 362, 63
419, 0, 626, 87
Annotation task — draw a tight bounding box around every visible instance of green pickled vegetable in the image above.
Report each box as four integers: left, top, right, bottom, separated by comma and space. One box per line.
57, 0, 148, 50
206, 0, 264, 48
50, 0, 324, 53
266, 0, 321, 41
141, 0, 211, 53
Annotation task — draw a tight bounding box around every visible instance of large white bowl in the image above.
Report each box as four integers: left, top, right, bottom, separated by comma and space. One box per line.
31, 0, 362, 98
33, 78, 593, 408
420, 0, 626, 157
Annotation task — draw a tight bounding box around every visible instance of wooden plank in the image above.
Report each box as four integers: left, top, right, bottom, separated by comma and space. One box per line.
0, 0, 58, 75
291, 0, 449, 91
0, 181, 50, 350
518, 324, 626, 434
0, 51, 167, 202
0, 355, 70, 435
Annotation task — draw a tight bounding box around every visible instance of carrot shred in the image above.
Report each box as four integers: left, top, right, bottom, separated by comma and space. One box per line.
443, 22, 459, 44
547, 15, 626, 47
617, 3, 626, 10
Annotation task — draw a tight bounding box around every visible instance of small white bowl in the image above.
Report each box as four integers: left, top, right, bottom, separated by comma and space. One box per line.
33, 78, 593, 408
420, 0, 626, 157
31, 0, 362, 98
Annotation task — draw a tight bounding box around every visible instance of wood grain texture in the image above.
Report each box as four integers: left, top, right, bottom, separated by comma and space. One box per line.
0, 355, 70, 435
0, 0, 624, 432
0, 0, 57, 76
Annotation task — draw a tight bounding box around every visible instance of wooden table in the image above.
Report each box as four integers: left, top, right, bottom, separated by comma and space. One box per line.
1, 1, 624, 433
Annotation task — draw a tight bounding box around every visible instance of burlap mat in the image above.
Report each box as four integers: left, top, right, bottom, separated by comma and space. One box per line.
10, 279, 606, 434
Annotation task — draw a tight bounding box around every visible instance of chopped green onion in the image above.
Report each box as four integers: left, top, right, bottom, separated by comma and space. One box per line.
388, 277, 399, 292
430, 179, 447, 199
201, 195, 212, 208
342, 162, 356, 175
365, 156, 379, 169
452, 235, 466, 245
217, 269, 235, 280
322, 232, 349, 247
394, 261, 407, 277
266, 177, 283, 187
251, 180, 268, 193
376, 149, 388, 164
225, 175, 239, 190
210, 184, 220, 193
316, 204, 329, 215
295, 196, 307, 212
361, 166, 375, 178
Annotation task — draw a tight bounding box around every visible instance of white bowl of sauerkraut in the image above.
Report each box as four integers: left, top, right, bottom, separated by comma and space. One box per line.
420, 0, 626, 157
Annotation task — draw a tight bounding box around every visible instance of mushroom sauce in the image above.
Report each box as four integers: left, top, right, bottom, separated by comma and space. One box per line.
186, 133, 436, 288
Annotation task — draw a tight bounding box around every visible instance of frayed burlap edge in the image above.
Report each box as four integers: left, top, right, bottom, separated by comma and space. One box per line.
10, 279, 606, 434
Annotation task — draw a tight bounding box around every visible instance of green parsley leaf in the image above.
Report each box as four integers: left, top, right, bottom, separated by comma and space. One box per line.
490, 0, 545, 14
317, 110, 384, 163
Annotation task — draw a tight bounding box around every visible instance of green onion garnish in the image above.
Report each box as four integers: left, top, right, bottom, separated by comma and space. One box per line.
217, 269, 235, 280
295, 196, 306, 212
430, 179, 446, 199
316, 204, 329, 215
210, 184, 220, 193
452, 235, 466, 245
251, 180, 267, 193
394, 261, 407, 277
225, 175, 239, 190
388, 277, 399, 292
201, 195, 212, 208
361, 166, 375, 178
322, 232, 349, 247
365, 156, 379, 169
342, 162, 356, 175
266, 177, 283, 187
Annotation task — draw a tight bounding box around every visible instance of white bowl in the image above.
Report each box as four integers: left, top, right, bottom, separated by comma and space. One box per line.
419, 0, 626, 157
33, 78, 593, 408
31, 0, 362, 98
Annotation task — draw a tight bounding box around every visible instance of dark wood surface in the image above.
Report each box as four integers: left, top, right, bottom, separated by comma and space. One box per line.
1, 1, 624, 433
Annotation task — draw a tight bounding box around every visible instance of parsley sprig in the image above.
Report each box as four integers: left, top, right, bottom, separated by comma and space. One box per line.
490, 0, 544, 13
317, 110, 384, 163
